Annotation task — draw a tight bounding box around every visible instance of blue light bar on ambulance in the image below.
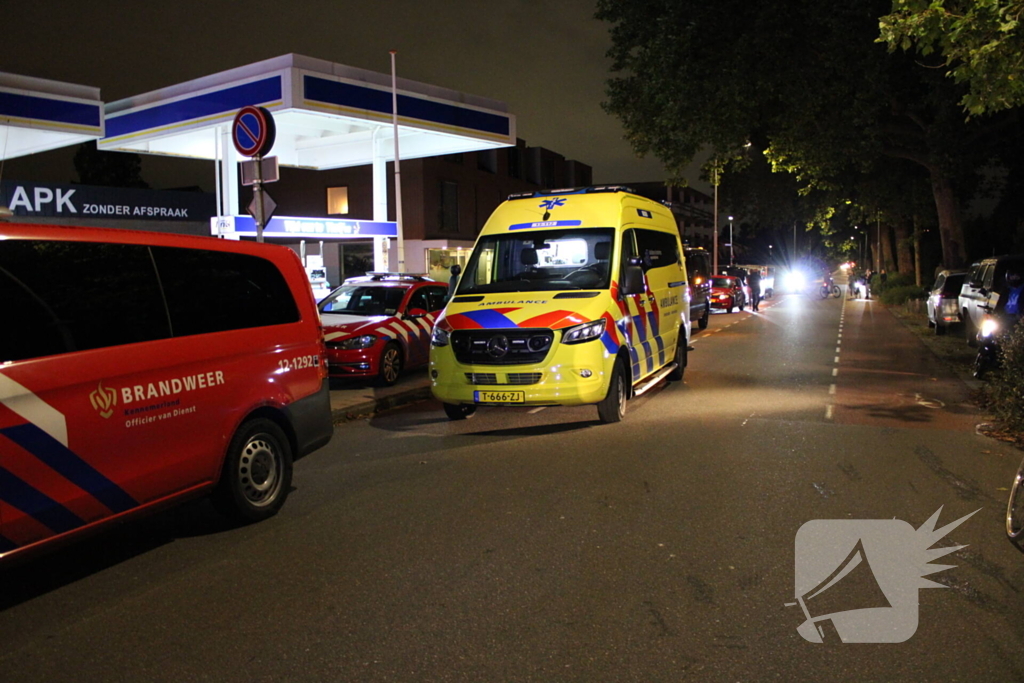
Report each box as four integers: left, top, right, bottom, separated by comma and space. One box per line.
506, 185, 636, 201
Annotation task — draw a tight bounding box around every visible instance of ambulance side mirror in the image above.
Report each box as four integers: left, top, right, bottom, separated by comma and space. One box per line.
448, 264, 462, 298
622, 265, 645, 296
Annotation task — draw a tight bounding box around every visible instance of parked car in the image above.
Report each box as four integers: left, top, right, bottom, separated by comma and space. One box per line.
0, 223, 334, 565
710, 275, 747, 312
319, 273, 448, 386
959, 255, 1024, 346
927, 269, 967, 335
684, 247, 712, 330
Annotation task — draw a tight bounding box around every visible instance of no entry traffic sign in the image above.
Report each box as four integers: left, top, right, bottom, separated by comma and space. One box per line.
232, 106, 276, 157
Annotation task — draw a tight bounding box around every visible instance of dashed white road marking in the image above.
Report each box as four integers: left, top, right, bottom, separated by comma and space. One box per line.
528, 407, 547, 414
825, 404, 834, 420
832, 368, 838, 377
834, 356, 840, 363
829, 384, 836, 395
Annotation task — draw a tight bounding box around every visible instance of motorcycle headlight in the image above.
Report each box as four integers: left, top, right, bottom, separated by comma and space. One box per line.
981, 318, 999, 337
431, 327, 450, 347
562, 319, 606, 344
333, 334, 377, 350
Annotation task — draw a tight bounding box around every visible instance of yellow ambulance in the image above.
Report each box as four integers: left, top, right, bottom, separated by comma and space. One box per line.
429, 186, 690, 423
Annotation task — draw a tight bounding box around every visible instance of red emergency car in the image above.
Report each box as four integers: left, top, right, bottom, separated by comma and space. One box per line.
318, 273, 448, 385
0, 224, 333, 565
710, 275, 748, 313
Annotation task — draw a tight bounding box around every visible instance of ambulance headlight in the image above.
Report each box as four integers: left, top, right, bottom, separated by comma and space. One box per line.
431, 327, 450, 347
335, 334, 377, 350
562, 319, 606, 344
981, 318, 999, 337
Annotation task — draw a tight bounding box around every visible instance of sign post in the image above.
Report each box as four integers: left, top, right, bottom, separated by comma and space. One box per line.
232, 106, 277, 242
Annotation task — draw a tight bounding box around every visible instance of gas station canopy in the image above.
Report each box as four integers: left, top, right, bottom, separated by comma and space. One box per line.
0, 72, 104, 159
99, 53, 516, 168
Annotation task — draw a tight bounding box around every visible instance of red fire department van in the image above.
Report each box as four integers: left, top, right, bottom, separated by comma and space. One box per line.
0, 224, 334, 564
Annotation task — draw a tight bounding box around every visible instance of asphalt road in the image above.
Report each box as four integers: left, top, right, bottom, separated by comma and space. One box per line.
3, 289, 1024, 682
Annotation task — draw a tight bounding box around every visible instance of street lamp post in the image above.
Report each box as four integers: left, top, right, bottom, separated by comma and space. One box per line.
713, 166, 719, 274
728, 215, 734, 266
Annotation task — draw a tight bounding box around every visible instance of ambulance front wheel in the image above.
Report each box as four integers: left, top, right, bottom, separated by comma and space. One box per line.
443, 403, 477, 420
213, 418, 293, 523
597, 360, 628, 424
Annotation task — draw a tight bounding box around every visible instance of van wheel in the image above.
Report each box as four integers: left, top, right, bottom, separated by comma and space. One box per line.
377, 343, 403, 386
443, 403, 477, 420
698, 306, 710, 330
597, 361, 628, 424
668, 334, 688, 381
213, 418, 292, 523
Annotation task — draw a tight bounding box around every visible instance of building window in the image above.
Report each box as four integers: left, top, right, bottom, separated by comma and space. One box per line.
326, 187, 349, 215
440, 181, 459, 233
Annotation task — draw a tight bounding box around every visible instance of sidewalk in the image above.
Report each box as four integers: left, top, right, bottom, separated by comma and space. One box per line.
835, 297, 985, 431
329, 370, 432, 423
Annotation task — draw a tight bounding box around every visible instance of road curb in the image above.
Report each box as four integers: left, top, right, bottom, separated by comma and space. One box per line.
331, 384, 433, 423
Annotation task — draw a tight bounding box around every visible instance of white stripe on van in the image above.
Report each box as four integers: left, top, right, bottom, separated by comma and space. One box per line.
0, 372, 68, 447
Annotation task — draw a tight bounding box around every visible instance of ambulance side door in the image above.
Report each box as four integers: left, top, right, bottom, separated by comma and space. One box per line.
636, 228, 683, 370
619, 229, 651, 381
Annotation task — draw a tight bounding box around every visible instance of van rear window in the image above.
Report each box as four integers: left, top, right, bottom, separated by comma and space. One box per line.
151, 247, 299, 337
0, 239, 300, 363
0, 240, 171, 362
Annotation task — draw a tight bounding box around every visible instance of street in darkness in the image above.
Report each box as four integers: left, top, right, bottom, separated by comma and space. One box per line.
2, 291, 1023, 681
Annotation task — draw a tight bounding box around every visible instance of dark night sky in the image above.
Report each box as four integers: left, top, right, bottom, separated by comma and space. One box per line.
1, 0, 702, 191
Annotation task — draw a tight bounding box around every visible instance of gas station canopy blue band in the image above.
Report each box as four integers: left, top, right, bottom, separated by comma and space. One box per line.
0, 72, 104, 160
214, 215, 398, 240
99, 53, 516, 168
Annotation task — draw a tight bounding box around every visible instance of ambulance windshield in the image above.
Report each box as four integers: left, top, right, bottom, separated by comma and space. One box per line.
457, 228, 615, 294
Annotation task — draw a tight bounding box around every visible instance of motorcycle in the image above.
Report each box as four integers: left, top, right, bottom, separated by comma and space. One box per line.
973, 315, 1002, 379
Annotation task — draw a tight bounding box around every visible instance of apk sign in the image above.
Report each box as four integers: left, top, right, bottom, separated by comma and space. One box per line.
0, 181, 216, 222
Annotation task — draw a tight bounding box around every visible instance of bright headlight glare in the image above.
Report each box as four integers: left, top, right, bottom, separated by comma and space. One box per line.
562, 319, 606, 344
431, 327, 450, 347
981, 318, 999, 337
336, 334, 377, 350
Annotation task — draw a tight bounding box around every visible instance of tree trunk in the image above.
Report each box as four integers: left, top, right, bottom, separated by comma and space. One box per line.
930, 173, 968, 269
881, 224, 896, 273
894, 220, 914, 276
913, 216, 922, 287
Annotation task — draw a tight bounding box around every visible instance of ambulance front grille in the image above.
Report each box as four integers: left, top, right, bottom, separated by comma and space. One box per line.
506, 373, 542, 385
464, 372, 543, 386
451, 328, 553, 365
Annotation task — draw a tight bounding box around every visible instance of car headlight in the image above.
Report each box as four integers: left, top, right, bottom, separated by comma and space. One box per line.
333, 334, 377, 350
562, 319, 606, 344
981, 318, 999, 337
431, 327, 450, 347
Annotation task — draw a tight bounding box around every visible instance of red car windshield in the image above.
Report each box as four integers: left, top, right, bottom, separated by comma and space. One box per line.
711, 277, 735, 288
319, 285, 406, 317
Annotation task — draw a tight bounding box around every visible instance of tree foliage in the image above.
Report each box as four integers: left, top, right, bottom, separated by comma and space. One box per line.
880, 0, 1024, 116
596, 0, 1017, 268
73, 141, 149, 189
